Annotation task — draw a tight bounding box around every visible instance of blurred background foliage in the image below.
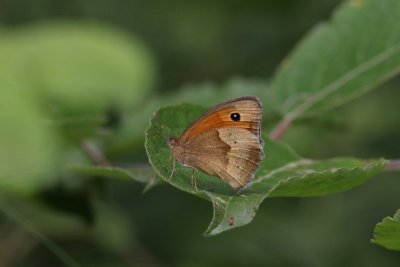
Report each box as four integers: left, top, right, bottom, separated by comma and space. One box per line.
0, 0, 399, 266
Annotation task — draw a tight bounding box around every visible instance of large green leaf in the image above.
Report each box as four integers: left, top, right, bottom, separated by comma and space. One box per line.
371, 209, 400, 251
0, 21, 157, 141
273, 0, 400, 120
145, 103, 387, 236
0, 89, 61, 195
0, 21, 156, 113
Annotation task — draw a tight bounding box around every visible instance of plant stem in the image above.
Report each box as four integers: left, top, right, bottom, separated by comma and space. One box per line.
269, 116, 293, 140
384, 159, 400, 171
113, 163, 151, 169
80, 140, 110, 166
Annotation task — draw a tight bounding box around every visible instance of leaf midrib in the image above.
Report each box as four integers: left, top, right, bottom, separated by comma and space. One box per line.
285, 42, 400, 120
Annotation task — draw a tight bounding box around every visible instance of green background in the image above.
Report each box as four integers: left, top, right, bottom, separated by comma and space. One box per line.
0, 0, 399, 266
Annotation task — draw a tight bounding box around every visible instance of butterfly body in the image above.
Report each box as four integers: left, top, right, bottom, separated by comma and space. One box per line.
168, 96, 264, 189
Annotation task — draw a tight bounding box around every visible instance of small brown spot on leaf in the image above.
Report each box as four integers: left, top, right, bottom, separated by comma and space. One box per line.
228, 216, 234, 226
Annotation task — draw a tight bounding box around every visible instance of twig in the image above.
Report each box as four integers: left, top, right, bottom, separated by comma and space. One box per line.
80, 140, 110, 166
113, 163, 151, 169
0, 229, 35, 267
269, 116, 293, 140
384, 159, 400, 171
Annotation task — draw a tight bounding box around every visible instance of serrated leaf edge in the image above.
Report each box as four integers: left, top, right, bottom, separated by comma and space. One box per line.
205, 158, 387, 236
371, 209, 400, 251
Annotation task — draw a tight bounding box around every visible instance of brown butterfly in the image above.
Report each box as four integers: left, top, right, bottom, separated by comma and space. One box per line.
168, 96, 264, 190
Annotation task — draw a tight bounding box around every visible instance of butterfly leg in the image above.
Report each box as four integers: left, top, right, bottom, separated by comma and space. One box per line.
168, 159, 176, 182
191, 168, 198, 191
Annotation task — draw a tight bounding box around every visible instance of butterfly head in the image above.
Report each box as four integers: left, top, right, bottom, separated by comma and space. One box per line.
168, 136, 177, 147
168, 136, 187, 165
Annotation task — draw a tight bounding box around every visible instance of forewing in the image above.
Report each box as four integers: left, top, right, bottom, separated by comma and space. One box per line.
179, 96, 262, 144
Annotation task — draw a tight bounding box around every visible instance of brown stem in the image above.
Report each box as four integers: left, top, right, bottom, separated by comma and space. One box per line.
384, 159, 400, 171
80, 140, 110, 166
269, 117, 293, 140
113, 163, 151, 169
0, 229, 36, 267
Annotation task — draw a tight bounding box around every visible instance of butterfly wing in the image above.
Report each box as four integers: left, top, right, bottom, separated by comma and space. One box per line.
175, 96, 263, 188
184, 128, 263, 188
178, 96, 262, 143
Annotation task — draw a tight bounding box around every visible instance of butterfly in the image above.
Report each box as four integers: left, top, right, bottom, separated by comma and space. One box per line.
168, 96, 264, 190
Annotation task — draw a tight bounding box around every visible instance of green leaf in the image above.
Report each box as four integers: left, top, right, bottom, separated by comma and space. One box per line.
204, 151, 386, 236
0, 21, 157, 140
50, 114, 107, 142
68, 164, 160, 192
273, 0, 400, 120
145, 103, 387, 236
371, 209, 400, 251
0, 89, 61, 195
